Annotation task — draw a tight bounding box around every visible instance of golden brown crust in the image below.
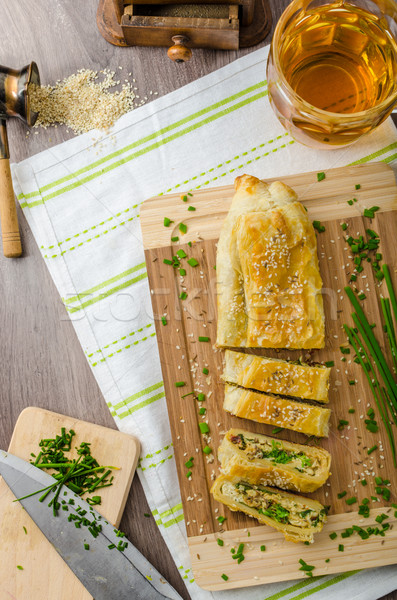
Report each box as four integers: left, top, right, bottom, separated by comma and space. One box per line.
216, 175, 325, 349
218, 428, 331, 493
222, 350, 330, 403
223, 384, 330, 437
210, 474, 327, 543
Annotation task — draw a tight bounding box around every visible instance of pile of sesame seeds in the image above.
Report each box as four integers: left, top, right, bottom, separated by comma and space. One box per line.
29, 68, 137, 134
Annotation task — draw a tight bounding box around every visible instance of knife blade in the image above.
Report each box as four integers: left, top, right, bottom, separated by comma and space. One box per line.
0, 449, 184, 600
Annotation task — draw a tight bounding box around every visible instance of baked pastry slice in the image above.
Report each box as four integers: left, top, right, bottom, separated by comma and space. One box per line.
224, 384, 330, 437
218, 428, 331, 493
216, 174, 324, 349
211, 475, 328, 543
222, 350, 330, 403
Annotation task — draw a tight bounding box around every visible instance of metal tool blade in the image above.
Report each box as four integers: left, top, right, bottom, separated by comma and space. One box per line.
0, 450, 183, 600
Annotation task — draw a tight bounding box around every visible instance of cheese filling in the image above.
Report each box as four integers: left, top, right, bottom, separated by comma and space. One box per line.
229, 434, 319, 476
222, 481, 327, 528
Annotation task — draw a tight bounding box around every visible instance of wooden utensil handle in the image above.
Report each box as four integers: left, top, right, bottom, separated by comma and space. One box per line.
0, 158, 22, 258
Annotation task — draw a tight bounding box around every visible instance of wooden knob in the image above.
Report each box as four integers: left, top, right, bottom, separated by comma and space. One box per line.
167, 36, 192, 63
0, 158, 22, 257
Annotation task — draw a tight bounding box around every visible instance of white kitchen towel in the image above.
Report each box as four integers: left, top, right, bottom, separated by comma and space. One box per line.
12, 45, 397, 600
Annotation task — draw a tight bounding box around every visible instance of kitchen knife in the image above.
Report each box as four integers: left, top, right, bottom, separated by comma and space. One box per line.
0, 449, 184, 600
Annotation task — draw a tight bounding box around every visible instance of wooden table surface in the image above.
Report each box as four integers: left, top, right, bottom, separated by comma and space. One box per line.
0, 2, 395, 599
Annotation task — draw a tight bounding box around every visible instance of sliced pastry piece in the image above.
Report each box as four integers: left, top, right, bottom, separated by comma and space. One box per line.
223, 384, 330, 437
222, 350, 330, 403
218, 428, 331, 493
211, 475, 328, 543
216, 174, 324, 349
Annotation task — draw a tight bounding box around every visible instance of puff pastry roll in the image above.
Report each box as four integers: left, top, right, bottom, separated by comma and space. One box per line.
216, 174, 324, 349
222, 350, 330, 403
224, 384, 330, 437
218, 428, 331, 493
211, 475, 328, 543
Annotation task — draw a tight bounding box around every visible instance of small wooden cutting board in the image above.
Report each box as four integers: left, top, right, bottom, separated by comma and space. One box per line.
0, 407, 140, 600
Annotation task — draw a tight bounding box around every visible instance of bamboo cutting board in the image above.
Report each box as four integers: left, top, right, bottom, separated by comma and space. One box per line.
0, 407, 140, 599
141, 163, 397, 591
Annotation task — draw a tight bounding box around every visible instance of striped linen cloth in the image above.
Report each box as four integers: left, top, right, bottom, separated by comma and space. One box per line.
12, 45, 397, 600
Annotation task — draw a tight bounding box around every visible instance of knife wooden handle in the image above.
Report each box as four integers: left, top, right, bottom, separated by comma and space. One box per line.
0, 158, 22, 258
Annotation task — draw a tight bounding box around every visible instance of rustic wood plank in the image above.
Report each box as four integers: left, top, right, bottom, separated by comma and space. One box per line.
143, 165, 397, 589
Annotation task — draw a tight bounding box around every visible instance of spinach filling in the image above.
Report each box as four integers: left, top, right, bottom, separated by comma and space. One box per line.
230, 434, 313, 471
233, 481, 328, 528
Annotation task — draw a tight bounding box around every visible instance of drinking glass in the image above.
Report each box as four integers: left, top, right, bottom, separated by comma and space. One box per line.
267, 0, 397, 148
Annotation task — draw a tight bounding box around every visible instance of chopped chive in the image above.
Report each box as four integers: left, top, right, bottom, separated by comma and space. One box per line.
313, 220, 326, 233
84, 543, 90, 550
197, 393, 205, 402
186, 470, 192, 478
367, 444, 378, 455
17, 565, 23, 570
175, 381, 186, 388
317, 172, 325, 181
161, 316, 167, 326
108, 544, 116, 549
179, 291, 188, 300
358, 293, 366, 300
177, 249, 187, 258
325, 558, 330, 563
348, 199, 354, 206
23, 526, 27, 534
361, 479, 367, 486
202, 367, 209, 375
329, 532, 337, 540
217, 516, 226, 524
338, 419, 349, 430
203, 445, 212, 454
179, 268, 186, 276
179, 223, 187, 234
199, 407, 206, 415
163, 258, 173, 265
164, 217, 173, 227
355, 184, 361, 190
271, 427, 283, 434
348, 408, 355, 413
185, 458, 194, 468
325, 360, 334, 367
221, 574, 228, 581
171, 236, 179, 242
199, 422, 210, 434
217, 538, 224, 546
346, 496, 357, 505
198, 336, 210, 342
338, 544, 344, 552
188, 206, 196, 211
260, 545, 266, 551
187, 258, 199, 267
340, 346, 350, 354
182, 195, 188, 202
337, 491, 347, 499
341, 223, 348, 231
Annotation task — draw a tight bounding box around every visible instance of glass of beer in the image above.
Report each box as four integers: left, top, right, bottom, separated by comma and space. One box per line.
267, 0, 397, 148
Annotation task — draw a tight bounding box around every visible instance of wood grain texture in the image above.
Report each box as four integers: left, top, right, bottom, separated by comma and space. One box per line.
0, 407, 140, 599
0, 0, 395, 598
142, 165, 397, 589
